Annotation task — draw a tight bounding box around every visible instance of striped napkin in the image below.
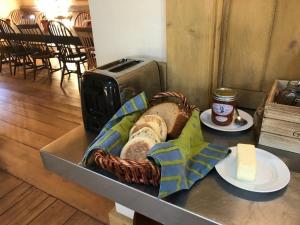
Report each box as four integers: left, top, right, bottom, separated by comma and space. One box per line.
148, 111, 229, 197
82, 92, 229, 198
82, 92, 148, 161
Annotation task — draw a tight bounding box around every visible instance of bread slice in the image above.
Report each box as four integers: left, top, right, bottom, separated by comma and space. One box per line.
143, 102, 188, 138
120, 137, 156, 162
130, 115, 167, 142
129, 127, 161, 143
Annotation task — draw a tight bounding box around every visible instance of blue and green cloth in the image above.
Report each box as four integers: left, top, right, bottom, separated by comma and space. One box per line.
82, 92, 229, 198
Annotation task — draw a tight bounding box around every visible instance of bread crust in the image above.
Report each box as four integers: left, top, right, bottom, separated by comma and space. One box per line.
143, 102, 188, 138
168, 112, 188, 138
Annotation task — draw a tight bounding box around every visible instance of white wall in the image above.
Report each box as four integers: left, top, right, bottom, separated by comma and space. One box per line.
0, 0, 20, 18
88, 0, 166, 65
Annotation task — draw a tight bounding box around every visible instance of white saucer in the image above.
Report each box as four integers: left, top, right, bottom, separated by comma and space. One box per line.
215, 147, 290, 193
200, 109, 253, 132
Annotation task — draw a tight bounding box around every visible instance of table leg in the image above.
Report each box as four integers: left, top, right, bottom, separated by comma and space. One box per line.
133, 212, 163, 225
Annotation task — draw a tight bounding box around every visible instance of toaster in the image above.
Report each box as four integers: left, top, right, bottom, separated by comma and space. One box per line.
80, 58, 162, 133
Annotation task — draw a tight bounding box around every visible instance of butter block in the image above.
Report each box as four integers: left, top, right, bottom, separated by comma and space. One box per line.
236, 144, 256, 181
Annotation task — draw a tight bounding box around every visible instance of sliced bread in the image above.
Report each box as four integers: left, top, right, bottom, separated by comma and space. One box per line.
120, 137, 156, 162
129, 127, 161, 143
143, 102, 188, 138
130, 115, 167, 142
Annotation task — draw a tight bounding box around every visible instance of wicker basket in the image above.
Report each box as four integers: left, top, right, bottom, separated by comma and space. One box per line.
93, 91, 197, 186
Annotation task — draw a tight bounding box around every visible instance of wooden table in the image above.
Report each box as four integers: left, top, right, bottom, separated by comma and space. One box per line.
0, 33, 82, 45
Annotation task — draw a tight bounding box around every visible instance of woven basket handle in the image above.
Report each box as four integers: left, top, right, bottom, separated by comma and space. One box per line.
150, 91, 198, 114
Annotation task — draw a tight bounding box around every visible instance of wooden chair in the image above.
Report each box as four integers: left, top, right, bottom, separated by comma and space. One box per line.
9, 9, 22, 25
0, 39, 12, 75
0, 17, 9, 73
74, 27, 97, 70
10, 9, 41, 25
18, 18, 36, 25
74, 12, 91, 27
16, 23, 59, 80
48, 21, 87, 89
0, 19, 33, 79
35, 12, 45, 26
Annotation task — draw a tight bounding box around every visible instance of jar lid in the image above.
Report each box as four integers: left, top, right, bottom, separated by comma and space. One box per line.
214, 87, 236, 97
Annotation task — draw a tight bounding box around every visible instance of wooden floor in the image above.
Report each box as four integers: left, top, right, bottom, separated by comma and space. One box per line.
0, 61, 82, 149
0, 170, 104, 225
0, 62, 114, 224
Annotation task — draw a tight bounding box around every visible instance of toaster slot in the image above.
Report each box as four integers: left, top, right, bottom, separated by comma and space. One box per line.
109, 60, 142, 73
98, 58, 128, 70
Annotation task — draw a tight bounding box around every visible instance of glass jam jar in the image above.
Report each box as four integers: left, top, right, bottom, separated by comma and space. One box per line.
211, 88, 237, 126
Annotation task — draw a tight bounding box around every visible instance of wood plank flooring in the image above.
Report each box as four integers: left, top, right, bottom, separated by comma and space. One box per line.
0, 63, 114, 224
0, 170, 104, 225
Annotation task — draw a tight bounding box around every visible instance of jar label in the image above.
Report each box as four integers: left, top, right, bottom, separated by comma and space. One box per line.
212, 103, 234, 116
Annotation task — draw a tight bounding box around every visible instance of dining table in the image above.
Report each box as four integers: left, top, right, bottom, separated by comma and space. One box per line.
0, 32, 82, 46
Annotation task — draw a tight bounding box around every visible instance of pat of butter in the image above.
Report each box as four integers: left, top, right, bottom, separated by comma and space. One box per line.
237, 144, 256, 181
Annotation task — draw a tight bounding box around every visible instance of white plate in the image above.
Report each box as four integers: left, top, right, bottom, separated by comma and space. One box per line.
215, 147, 290, 193
200, 109, 253, 132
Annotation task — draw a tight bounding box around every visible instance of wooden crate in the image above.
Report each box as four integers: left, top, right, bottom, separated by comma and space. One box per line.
259, 80, 300, 154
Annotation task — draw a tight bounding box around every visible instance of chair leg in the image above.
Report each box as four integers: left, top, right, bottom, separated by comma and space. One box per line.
33, 58, 37, 80
68, 64, 71, 80
45, 59, 51, 81
13, 57, 17, 76
48, 58, 53, 73
8, 55, 12, 76
76, 62, 82, 91
23, 56, 26, 79
58, 58, 62, 70
61, 63, 66, 86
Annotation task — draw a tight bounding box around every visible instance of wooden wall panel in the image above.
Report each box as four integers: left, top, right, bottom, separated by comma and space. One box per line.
166, 0, 222, 109
220, 0, 276, 91
166, 0, 300, 109
264, 0, 300, 90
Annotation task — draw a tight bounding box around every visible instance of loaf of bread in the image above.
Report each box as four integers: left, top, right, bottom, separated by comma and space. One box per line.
120, 137, 156, 162
143, 102, 188, 138
130, 115, 167, 142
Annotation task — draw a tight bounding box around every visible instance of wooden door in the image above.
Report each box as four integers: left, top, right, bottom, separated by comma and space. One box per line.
167, 0, 300, 109
166, 0, 223, 110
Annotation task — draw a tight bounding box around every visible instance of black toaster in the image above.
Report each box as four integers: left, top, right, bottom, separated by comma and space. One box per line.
80, 58, 162, 133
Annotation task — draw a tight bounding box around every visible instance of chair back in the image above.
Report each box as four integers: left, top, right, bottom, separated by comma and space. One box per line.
10, 9, 42, 25
19, 18, 36, 25
0, 19, 22, 51
48, 20, 80, 59
74, 12, 91, 27
35, 12, 45, 26
74, 27, 96, 69
9, 9, 22, 25
0, 19, 15, 34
